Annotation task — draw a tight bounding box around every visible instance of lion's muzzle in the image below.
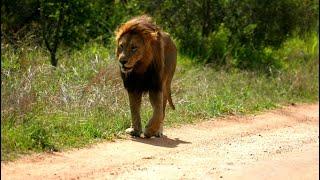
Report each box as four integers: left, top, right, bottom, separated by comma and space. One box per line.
119, 62, 134, 74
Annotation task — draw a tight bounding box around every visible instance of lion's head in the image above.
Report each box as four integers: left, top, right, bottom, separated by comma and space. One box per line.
115, 15, 160, 75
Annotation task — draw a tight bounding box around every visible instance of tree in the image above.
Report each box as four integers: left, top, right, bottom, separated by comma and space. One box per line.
40, 0, 65, 67
2, 0, 117, 66
1, 0, 41, 46
145, 0, 318, 69
39, 0, 113, 66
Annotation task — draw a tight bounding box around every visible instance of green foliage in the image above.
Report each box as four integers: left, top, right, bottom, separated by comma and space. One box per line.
39, 0, 117, 66
2, 0, 120, 66
1, 0, 41, 45
40, 0, 117, 48
204, 24, 231, 64
136, 0, 318, 70
2, 0, 318, 68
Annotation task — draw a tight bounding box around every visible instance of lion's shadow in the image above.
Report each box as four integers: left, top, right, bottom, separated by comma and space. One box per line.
131, 135, 191, 148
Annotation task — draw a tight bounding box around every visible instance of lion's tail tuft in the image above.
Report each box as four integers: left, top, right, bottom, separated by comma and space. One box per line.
168, 89, 175, 110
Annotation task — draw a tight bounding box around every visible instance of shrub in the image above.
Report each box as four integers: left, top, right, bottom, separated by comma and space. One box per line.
204, 24, 231, 65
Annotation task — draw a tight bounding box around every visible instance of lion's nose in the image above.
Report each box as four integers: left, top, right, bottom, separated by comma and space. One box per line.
119, 58, 127, 66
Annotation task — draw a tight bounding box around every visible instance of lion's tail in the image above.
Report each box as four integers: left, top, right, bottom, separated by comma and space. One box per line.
168, 89, 175, 110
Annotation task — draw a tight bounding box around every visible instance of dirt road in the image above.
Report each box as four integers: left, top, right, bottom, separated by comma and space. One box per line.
2, 104, 319, 180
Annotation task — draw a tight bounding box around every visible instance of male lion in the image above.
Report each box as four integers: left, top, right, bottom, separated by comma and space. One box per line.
115, 15, 177, 138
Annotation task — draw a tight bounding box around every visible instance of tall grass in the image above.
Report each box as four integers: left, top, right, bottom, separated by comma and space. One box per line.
1, 34, 318, 161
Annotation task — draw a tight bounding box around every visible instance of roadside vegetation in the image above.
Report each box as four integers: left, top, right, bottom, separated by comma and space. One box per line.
1, 0, 318, 161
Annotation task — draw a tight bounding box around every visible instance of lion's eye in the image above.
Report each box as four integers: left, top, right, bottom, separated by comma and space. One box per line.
118, 44, 123, 51
131, 46, 137, 52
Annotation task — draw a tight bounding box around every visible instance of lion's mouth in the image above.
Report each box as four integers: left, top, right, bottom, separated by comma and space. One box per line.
120, 64, 134, 73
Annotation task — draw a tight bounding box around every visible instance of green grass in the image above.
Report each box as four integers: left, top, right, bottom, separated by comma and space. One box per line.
1, 35, 318, 161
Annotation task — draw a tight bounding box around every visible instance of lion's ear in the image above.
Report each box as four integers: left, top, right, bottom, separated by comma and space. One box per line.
115, 30, 120, 41
114, 25, 122, 40
150, 31, 159, 40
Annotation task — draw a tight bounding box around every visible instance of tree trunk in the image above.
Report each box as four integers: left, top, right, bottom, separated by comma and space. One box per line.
40, 1, 65, 67
50, 51, 57, 67
202, 0, 211, 37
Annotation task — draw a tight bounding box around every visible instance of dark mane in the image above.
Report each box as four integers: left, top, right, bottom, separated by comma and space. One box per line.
121, 62, 162, 93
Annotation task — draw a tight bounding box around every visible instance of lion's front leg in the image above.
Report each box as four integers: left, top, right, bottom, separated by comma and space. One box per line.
144, 91, 164, 138
126, 91, 143, 137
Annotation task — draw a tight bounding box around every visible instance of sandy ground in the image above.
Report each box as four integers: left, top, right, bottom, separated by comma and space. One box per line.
1, 103, 319, 180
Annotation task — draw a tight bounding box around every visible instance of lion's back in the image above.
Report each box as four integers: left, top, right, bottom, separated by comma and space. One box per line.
162, 32, 177, 79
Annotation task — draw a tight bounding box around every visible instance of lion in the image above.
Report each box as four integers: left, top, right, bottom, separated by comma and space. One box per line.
115, 15, 177, 138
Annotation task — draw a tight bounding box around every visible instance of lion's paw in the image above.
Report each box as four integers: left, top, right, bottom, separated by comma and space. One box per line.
143, 131, 152, 138
144, 129, 163, 138
154, 131, 163, 138
125, 128, 141, 137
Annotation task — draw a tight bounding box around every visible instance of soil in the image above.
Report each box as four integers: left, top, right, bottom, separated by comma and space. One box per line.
1, 103, 319, 180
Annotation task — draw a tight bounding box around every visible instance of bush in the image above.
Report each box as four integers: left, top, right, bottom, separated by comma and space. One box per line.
144, 0, 319, 70
204, 24, 231, 65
